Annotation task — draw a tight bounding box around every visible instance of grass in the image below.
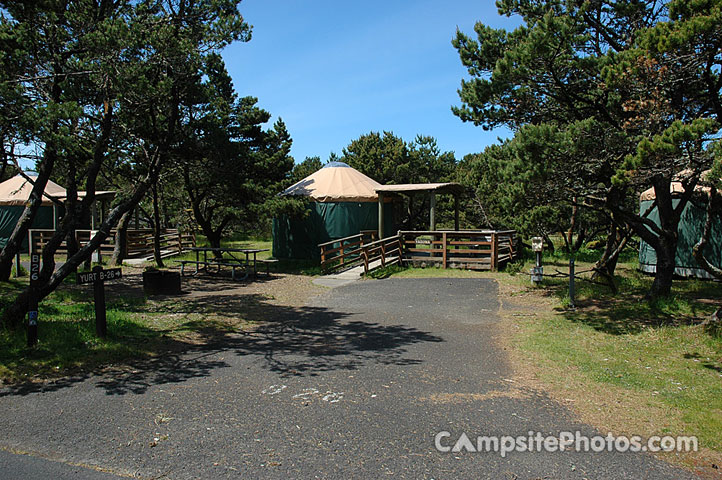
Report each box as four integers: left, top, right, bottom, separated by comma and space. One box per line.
374, 255, 722, 469
519, 315, 722, 448
0, 279, 244, 382
152, 236, 322, 276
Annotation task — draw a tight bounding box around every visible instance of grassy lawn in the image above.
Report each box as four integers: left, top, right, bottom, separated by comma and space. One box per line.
373, 254, 722, 471
153, 236, 322, 276
0, 278, 242, 382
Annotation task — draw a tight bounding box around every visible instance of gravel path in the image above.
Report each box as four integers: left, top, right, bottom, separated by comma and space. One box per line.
0, 278, 698, 479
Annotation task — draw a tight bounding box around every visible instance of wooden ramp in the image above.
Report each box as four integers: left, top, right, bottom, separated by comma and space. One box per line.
318, 230, 520, 276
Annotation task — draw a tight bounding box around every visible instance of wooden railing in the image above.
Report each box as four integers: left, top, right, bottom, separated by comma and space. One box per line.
28, 228, 196, 259
399, 230, 518, 270
319, 229, 519, 275
120, 228, 195, 258
360, 235, 403, 274
319, 230, 377, 272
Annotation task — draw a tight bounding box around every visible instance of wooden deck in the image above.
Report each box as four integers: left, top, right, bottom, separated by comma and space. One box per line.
319, 229, 519, 275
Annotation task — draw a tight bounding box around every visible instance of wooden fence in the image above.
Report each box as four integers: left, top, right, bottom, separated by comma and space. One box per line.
399, 230, 518, 270
360, 235, 404, 274
319, 229, 519, 275
319, 230, 377, 273
28, 228, 196, 259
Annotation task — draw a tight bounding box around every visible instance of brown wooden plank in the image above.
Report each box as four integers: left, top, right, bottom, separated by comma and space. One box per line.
443, 248, 491, 254
445, 256, 492, 264
406, 248, 445, 254
447, 240, 492, 246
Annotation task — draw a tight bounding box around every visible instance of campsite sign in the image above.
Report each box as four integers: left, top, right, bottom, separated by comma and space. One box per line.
27, 253, 40, 347
77, 266, 123, 338
76, 268, 122, 285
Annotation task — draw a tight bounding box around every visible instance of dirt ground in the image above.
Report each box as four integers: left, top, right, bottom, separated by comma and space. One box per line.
113, 264, 326, 310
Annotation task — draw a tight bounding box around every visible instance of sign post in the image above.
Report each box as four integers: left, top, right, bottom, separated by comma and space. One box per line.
27, 253, 40, 347
530, 237, 544, 284
76, 266, 122, 338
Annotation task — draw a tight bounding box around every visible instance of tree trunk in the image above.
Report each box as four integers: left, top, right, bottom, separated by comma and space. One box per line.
542, 233, 555, 254
608, 176, 690, 299
567, 197, 578, 252
207, 230, 222, 254
572, 227, 586, 252
152, 183, 164, 268
648, 233, 677, 298
592, 223, 625, 280
110, 208, 133, 266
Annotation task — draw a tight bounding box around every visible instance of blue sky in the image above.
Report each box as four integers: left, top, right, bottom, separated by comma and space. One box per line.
223, 0, 520, 163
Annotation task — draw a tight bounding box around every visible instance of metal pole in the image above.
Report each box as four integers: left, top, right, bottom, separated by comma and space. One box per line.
569, 256, 576, 309
429, 193, 436, 231
454, 195, 459, 231
378, 192, 384, 239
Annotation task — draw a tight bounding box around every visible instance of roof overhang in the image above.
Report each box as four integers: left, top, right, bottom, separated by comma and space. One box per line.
374, 182, 465, 196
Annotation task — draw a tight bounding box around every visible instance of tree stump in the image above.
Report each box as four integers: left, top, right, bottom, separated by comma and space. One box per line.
142, 270, 181, 296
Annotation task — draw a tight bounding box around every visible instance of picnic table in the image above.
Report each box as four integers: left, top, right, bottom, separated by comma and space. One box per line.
177, 247, 274, 280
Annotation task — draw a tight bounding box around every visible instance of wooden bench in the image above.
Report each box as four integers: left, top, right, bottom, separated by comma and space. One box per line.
257, 258, 279, 275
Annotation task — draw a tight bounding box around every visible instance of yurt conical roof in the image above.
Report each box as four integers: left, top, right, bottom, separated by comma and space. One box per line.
639, 169, 716, 201
281, 162, 381, 202
0, 173, 67, 206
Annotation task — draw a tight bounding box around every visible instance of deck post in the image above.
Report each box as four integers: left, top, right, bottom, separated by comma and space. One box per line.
429, 193, 436, 231
91, 202, 97, 230
454, 195, 459, 231
378, 192, 385, 239
491, 232, 498, 271
442, 231, 447, 269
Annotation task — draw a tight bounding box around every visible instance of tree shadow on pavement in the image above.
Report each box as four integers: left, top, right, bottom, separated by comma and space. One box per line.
1, 293, 444, 396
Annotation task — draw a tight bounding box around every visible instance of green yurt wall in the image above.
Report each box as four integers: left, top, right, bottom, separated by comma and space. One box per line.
0, 205, 57, 250
639, 197, 722, 279
273, 201, 395, 260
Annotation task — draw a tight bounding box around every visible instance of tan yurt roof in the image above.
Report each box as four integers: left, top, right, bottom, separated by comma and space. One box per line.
0, 174, 68, 206
640, 170, 716, 201
0, 173, 116, 206
281, 162, 381, 202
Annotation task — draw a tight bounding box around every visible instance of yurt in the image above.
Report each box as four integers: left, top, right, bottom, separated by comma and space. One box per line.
638, 177, 722, 279
273, 162, 395, 259
0, 173, 66, 249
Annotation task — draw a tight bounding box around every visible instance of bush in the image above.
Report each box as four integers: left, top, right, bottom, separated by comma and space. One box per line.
503, 259, 525, 275
11, 264, 27, 277
585, 239, 605, 250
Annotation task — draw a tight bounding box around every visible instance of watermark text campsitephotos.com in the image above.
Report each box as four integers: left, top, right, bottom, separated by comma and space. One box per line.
435, 431, 698, 458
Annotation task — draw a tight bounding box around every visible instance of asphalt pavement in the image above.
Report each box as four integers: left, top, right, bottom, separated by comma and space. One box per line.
0, 278, 699, 479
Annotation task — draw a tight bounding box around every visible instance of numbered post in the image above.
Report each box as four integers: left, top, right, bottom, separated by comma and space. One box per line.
92, 266, 106, 337
28, 253, 40, 347
77, 266, 122, 338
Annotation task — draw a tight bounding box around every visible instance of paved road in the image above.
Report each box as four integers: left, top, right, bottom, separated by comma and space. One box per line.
0, 278, 697, 479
